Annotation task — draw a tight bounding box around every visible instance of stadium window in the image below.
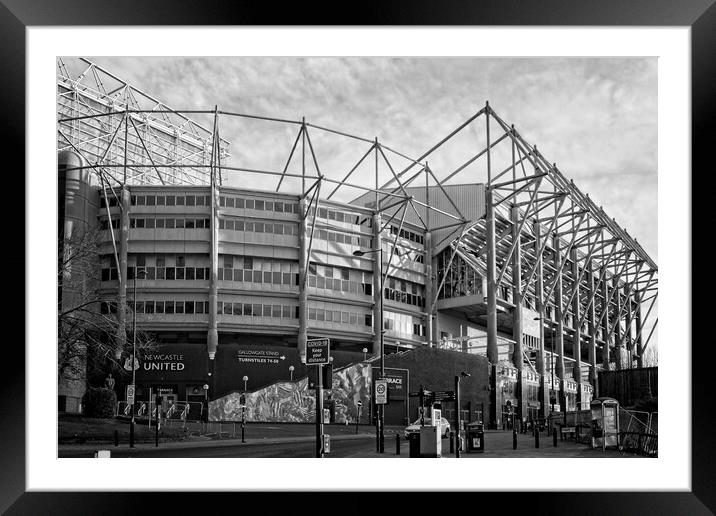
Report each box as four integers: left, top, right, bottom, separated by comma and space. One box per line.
235, 220, 244, 231
253, 304, 262, 317
176, 196, 185, 206
317, 276, 325, 289
225, 219, 235, 231
226, 197, 234, 208
274, 202, 283, 213
146, 195, 155, 206
185, 301, 194, 314
245, 221, 254, 232
263, 271, 272, 283
365, 314, 372, 326
341, 312, 349, 324
245, 199, 255, 210
175, 301, 184, 314
235, 198, 244, 208
255, 200, 264, 210
195, 301, 204, 314
350, 313, 357, 325
166, 267, 175, 280
333, 310, 340, 322
166, 196, 175, 206
283, 272, 291, 285
253, 270, 262, 283
195, 195, 205, 206
273, 272, 281, 284
223, 302, 232, 315
309, 308, 316, 320
282, 306, 291, 318
156, 195, 165, 206
255, 222, 264, 233
145, 301, 155, 314
195, 267, 204, 280
186, 267, 195, 280
234, 269, 243, 281
274, 224, 284, 235
233, 302, 242, 316
165, 301, 175, 314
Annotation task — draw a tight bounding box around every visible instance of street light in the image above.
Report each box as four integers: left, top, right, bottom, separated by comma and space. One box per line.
202, 383, 209, 422
353, 247, 385, 453
455, 371, 471, 458
362, 347, 368, 361
289, 365, 295, 381
243, 375, 249, 392
129, 266, 147, 448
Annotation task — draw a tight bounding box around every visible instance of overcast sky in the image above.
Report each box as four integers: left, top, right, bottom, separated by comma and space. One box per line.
82, 56, 657, 263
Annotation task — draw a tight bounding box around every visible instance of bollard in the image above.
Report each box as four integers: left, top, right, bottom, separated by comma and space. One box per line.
534, 425, 540, 448
395, 433, 401, 455
114, 430, 119, 447
553, 428, 558, 447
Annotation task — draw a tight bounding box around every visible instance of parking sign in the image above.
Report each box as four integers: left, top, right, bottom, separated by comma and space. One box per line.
375, 379, 388, 405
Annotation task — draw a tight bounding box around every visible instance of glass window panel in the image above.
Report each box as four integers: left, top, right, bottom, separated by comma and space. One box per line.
253, 304, 262, 316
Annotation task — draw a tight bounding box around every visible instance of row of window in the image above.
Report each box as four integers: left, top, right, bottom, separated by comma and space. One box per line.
219, 196, 300, 214
383, 311, 426, 337
389, 225, 425, 245
101, 300, 211, 315
132, 217, 212, 229
307, 206, 369, 226
217, 302, 298, 318
308, 308, 372, 326
128, 194, 212, 207
218, 268, 298, 285
102, 266, 211, 282
218, 218, 299, 236
310, 226, 372, 248
384, 277, 425, 308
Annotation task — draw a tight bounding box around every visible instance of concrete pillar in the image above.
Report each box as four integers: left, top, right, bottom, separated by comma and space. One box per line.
534, 222, 548, 419
614, 278, 622, 370
511, 206, 523, 368
372, 213, 383, 358
588, 267, 598, 394
510, 206, 524, 424
486, 188, 499, 428
635, 293, 644, 369
116, 187, 130, 359
424, 231, 434, 347
571, 249, 583, 405
207, 183, 219, 360
552, 236, 565, 381
601, 278, 611, 370
485, 188, 499, 364
298, 197, 309, 363
551, 235, 566, 417
625, 287, 634, 368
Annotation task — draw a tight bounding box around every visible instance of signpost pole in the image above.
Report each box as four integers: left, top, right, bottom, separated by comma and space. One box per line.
455, 375, 461, 458
315, 364, 324, 458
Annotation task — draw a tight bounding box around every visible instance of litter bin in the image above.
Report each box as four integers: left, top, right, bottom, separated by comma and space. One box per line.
408, 432, 421, 458
466, 422, 485, 453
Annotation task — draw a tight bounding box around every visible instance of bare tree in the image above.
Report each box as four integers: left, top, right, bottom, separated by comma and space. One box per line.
58, 226, 156, 387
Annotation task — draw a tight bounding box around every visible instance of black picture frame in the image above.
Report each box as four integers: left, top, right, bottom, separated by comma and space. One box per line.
4, 1, 713, 513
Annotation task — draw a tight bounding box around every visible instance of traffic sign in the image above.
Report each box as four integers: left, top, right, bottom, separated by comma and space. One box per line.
432, 390, 455, 402
306, 338, 330, 364
126, 384, 135, 404
375, 379, 388, 405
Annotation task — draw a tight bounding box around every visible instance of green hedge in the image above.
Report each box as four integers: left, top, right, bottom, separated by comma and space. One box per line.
83, 387, 118, 419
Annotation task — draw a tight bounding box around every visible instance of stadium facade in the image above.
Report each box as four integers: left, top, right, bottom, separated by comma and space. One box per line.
57, 58, 658, 428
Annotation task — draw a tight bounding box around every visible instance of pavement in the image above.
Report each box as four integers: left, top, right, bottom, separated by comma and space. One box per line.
58, 423, 647, 458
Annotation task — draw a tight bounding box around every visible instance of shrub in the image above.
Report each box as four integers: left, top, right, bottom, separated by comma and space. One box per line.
83, 387, 117, 419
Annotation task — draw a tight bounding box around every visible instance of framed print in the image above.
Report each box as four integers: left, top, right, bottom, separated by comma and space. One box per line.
5, 0, 714, 513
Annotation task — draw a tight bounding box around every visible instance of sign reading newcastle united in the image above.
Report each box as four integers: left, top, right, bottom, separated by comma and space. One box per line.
142, 353, 185, 371
236, 349, 287, 365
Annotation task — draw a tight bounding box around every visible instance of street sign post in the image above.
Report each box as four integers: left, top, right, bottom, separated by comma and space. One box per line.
306, 338, 330, 365
375, 379, 388, 405
126, 384, 135, 404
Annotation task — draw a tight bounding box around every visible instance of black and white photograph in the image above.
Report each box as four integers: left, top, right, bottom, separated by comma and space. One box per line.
55, 55, 660, 461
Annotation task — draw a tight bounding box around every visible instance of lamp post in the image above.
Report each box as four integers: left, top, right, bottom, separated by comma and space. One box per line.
202, 383, 209, 422
362, 347, 368, 362
289, 365, 295, 381
353, 248, 384, 453
455, 371, 470, 458
129, 266, 147, 448
243, 375, 249, 392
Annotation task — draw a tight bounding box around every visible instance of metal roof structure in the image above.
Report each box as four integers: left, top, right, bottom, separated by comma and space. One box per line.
57, 58, 658, 370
